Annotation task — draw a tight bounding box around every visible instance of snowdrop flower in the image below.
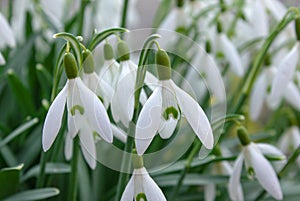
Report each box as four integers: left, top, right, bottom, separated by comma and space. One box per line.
82, 49, 113, 109
135, 49, 213, 155
42, 52, 113, 169
250, 67, 300, 121
111, 40, 157, 127
121, 153, 166, 201
278, 126, 300, 167
0, 12, 16, 65
228, 127, 285, 201
270, 41, 300, 106
99, 43, 121, 90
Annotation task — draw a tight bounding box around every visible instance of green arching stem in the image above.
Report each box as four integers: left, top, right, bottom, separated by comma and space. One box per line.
68, 136, 79, 201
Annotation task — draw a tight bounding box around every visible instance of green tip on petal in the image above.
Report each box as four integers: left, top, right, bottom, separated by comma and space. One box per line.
104, 43, 114, 60
82, 49, 95, 74
117, 40, 130, 61
132, 149, 144, 169
217, 21, 223, 33
156, 49, 171, 80
237, 126, 251, 146
63, 52, 78, 79
163, 106, 179, 120
205, 41, 212, 53
136, 193, 148, 201
176, 0, 184, 7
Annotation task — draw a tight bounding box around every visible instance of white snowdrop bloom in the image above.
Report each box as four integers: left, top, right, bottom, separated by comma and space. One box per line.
121, 154, 167, 201
42, 52, 113, 169
0, 12, 16, 65
270, 42, 300, 105
279, 126, 300, 167
135, 49, 213, 155
82, 49, 113, 109
250, 67, 300, 121
111, 41, 157, 127
160, 4, 188, 32
228, 128, 285, 201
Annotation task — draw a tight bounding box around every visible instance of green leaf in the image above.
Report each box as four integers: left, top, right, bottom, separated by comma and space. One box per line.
0, 164, 24, 199
53, 32, 83, 68
152, 0, 173, 29
88, 27, 129, 50
6, 69, 36, 115
2, 188, 59, 201
36, 64, 52, 97
155, 173, 228, 187
0, 118, 39, 149
21, 163, 70, 182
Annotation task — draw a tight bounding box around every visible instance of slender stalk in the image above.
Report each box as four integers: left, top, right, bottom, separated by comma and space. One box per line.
77, 0, 89, 36
68, 136, 79, 201
255, 146, 300, 201
36, 151, 47, 188
120, 0, 129, 28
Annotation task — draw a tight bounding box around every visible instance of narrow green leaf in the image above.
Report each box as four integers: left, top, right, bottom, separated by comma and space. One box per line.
0, 118, 38, 149
53, 32, 82, 67
152, 0, 172, 29
2, 188, 59, 201
36, 64, 52, 96
21, 163, 70, 182
88, 27, 129, 50
0, 164, 24, 199
6, 69, 36, 115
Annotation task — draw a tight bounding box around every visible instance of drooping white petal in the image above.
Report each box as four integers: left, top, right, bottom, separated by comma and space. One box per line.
250, 70, 267, 120
67, 113, 78, 138
173, 81, 214, 149
284, 82, 300, 111
0, 52, 5, 65
256, 143, 286, 160
158, 118, 178, 139
220, 33, 244, 76
244, 143, 283, 200
42, 83, 68, 151
0, 13, 16, 48
263, 0, 287, 21
252, 0, 268, 37
136, 87, 162, 155
111, 123, 127, 143
120, 176, 135, 201
204, 184, 216, 201
64, 132, 73, 160
76, 78, 113, 143
99, 59, 120, 89
111, 92, 121, 123
143, 169, 167, 201
270, 43, 299, 103
79, 125, 96, 169
228, 154, 244, 201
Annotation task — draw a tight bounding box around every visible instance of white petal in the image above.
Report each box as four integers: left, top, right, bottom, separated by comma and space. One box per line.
98, 79, 114, 109
67, 113, 78, 138
284, 82, 300, 111
245, 143, 283, 200
135, 87, 162, 155
0, 52, 5, 65
252, 0, 268, 37
204, 184, 216, 201
250, 71, 267, 120
228, 154, 244, 201
64, 132, 73, 160
220, 34, 244, 76
111, 92, 121, 122
0, 13, 16, 48
111, 123, 127, 143
173, 81, 214, 149
79, 125, 96, 169
158, 118, 178, 139
76, 78, 113, 143
143, 170, 167, 201
42, 83, 68, 151
263, 0, 286, 21
120, 176, 134, 201
257, 143, 286, 160
271, 43, 299, 103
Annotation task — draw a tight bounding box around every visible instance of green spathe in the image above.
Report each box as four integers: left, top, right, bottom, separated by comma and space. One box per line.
117, 41, 130, 61
82, 49, 95, 74
64, 53, 78, 79
156, 49, 171, 80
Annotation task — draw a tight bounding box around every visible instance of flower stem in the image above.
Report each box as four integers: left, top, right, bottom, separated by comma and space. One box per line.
36, 151, 48, 188
120, 0, 129, 28
68, 136, 79, 201
77, 0, 89, 36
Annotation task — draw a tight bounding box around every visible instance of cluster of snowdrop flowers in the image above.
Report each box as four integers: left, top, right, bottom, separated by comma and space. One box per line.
228, 127, 286, 201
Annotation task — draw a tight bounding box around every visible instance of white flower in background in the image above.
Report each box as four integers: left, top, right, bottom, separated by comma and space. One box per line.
121, 154, 167, 201
135, 49, 213, 155
0, 12, 16, 65
250, 67, 300, 121
111, 40, 157, 127
270, 42, 300, 106
82, 49, 113, 109
228, 128, 285, 201
99, 43, 121, 90
42, 52, 113, 169
279, 126, 300, 167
